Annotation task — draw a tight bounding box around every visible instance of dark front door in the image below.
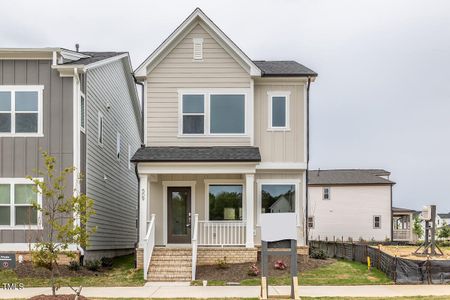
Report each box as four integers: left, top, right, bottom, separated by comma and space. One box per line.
167, 187, 191, 244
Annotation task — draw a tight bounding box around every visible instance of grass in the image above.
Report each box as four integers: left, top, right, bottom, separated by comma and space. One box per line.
192, 259, 392, 286
0, 255, 145, 287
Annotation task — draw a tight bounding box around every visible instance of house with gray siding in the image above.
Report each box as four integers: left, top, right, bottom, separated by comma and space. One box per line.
132, 8, 317, 281
0, 48, 141, 260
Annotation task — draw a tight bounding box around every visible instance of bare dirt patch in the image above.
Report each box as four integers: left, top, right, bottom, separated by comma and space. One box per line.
377, 245, 450, 260
195, 256, 335, 282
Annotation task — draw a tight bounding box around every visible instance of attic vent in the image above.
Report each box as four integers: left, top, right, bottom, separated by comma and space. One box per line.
193, 38, 203, 60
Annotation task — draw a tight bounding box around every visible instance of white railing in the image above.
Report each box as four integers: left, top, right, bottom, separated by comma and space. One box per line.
198, 220, 246, 246
393, 229, 411, 241
191, 214, 199, 280
143, 214, 156, 280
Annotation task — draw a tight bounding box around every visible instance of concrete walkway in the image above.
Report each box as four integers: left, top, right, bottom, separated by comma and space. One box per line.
2, 284, 450, 299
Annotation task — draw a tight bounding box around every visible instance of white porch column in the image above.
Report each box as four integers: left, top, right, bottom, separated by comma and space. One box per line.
139, 174, 149, 248
245, 173, 255, 248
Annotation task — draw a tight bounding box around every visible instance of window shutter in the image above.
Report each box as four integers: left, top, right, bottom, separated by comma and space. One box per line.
193, 38, 203, 60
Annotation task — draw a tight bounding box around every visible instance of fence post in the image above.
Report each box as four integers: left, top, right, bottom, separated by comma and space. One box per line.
352, 242, 355, 261
377, 244, 381, 269
393, 256, 398, 284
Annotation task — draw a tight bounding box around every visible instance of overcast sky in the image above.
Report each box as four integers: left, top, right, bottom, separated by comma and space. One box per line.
3, 0, 450, 212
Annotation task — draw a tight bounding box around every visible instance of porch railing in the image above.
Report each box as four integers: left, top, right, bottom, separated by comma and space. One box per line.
393, 229, 411, 241
191, 214, 199, 280
198, 220, 246, 246
143, 214, 156, 280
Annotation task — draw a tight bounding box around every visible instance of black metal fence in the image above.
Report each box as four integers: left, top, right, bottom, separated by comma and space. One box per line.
310, 240, 450, 284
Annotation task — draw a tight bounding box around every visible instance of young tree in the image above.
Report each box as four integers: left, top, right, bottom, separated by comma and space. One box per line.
28, 151, 95, 296
412, 215, 424, 240
438, 221, 450, 240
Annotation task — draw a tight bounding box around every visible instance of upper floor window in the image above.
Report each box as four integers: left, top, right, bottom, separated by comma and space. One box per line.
80, 93, 86, 132
97, 111, 104, 146
268, 91, 290, 130
0, 178, 42, 228
193, 38, 203, 60
0, 86, 43, 137
180, 92, 246, 136
323, 187, 330, 200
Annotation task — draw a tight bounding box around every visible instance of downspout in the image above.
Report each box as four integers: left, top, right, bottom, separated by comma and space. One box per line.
305, 77, 311, 245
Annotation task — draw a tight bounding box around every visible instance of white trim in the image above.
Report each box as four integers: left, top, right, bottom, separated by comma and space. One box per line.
249, 78, 254, 145
0, 177, 43, 230
134, 8, 261, 77
267, 91, 291, 131
0, 243, 79, 252
143, 79, 148, 146
162, 181, 196, 245
204, 179, 245, 220
303, 84, 308, 163
138, 162, 257, 175
178, 89, 250, 137
256, 162, 307, 170
97, 111, 104, 146
80, 92, 86, 133
256, 178, 301, 226
0, 85, 44, 137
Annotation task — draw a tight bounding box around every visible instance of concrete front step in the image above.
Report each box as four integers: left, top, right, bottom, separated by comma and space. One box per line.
151, 260, 192, 266
149, 265, 192, 273
148, 274, 192, 281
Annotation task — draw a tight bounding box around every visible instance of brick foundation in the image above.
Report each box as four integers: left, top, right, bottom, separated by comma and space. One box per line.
197, 247, 258, 266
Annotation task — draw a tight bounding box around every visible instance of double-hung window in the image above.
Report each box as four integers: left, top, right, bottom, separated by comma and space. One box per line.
207, 184, 243, 221
181, 92, 246, 136
0, 178, 42, 228
0, 86, 43, 136
268, 91, 290, 130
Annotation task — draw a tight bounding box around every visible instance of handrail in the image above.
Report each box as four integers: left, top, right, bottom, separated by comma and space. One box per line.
191, 214, 199, 280
143, 214, 156, 280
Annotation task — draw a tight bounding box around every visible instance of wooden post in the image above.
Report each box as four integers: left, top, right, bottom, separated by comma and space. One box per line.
260, 277, 267, 300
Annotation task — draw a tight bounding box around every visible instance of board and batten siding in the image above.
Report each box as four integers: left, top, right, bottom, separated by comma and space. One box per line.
0, 60, 74, 243
254, 79, 306, 163
146, 23, 252, 146
85, 59, 141, 251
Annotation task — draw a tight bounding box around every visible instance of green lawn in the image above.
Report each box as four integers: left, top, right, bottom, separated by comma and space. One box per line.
0, 255, 145, 287
193, 260, 392, 286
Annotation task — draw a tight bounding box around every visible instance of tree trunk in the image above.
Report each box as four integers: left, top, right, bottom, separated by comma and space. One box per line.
51, 262, 56, 296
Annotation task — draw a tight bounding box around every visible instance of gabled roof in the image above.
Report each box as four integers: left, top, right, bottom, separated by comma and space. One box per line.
134, 8, 261, 77
131, 146, 261, 163
253, 61, 318, 77
438, 213, 450, 219
308, 169, 395, 185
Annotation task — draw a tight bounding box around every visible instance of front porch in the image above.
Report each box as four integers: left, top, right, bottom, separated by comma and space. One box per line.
392, 207, 417, 243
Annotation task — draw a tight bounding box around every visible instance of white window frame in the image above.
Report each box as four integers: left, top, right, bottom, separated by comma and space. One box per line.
0, 178, 43, 229
193, 38, 204, 60
116, 132, 121, 161
323, 187, 331, 200
0, 85, 44, 137
267, 91, 290, 131
256, 179, 301, 226
80, 92, 86, 133
204, 179, 245, 221
178, 89, 249, 137
307, 216, 314, 229
97, 111, 104, 146
373, 215, 381, 229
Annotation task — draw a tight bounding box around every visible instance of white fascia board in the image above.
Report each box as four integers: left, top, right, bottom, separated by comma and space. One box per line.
85, 53, 128, 70
137, 162, 257, 175
256, 162, 307, 170
60, 49, 89, 60
134, 8, 261, 77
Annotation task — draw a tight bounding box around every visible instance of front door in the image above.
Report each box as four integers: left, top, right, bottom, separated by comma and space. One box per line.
167, 187, 191, 244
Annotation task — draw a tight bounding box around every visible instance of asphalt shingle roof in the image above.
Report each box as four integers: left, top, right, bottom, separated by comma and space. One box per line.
392, 207, 418, 213
308, 169, 395, 185
63, 52, 126, 65
131, 146, 261, 162
253, 60, 317, 77
438, 213, 450, 219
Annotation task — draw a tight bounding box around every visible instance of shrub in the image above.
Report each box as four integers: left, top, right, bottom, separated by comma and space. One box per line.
100, 257, 114, 268
310, 248, 327, 260
85, 259, 101, 271
68, 260, 81, 271
247, 263, 259, 276
216, 257, 228, 269
274, 260, 287, 270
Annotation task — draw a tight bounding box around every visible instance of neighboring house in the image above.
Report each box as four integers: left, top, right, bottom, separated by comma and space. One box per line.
307, 169, 395, 242
437, 212, 450, 228
392, 207, 419, 243
0, 48, 142, 260
132, 8, 317, 281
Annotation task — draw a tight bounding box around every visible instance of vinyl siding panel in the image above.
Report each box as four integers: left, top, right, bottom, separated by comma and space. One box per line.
147, 23, 251, 146
85, 59, 141, 251
254, 79, 306, 163
0, 60, 73, 243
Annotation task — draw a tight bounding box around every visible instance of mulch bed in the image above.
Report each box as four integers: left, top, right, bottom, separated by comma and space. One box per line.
29, 295, 88, 300
195, 256, 335, 282
15, 262, 104, 278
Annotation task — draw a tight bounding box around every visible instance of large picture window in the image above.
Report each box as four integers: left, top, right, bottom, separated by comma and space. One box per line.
0, 86, 43, 136
208, 184, 243, 221
261, 184, 295, 214
0, 179, 41, 228
180, 91, 247, 136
